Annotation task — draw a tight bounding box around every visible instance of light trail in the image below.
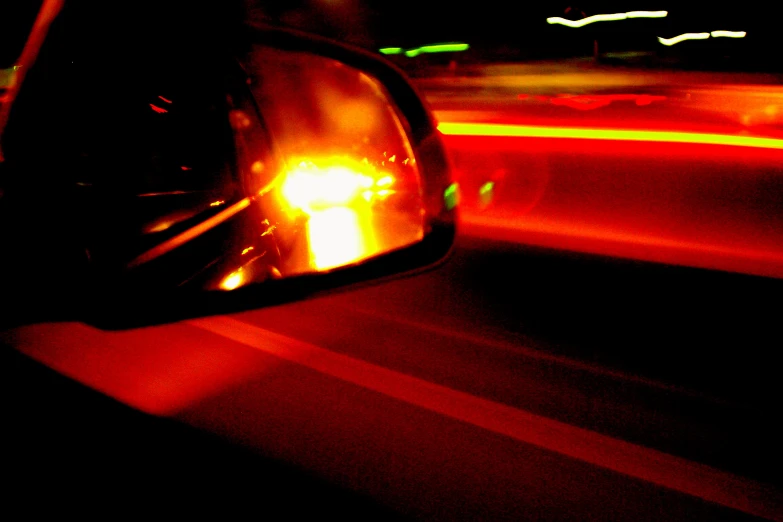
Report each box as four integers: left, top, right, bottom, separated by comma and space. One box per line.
547, 10, 667, 28
379, 43, 469, 57
658, 32, 711, 46
711, 30, 747, 38
438, 122, 783, 151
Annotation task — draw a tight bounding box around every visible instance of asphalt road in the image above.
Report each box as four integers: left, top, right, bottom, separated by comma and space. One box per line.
2, 234, 782, 520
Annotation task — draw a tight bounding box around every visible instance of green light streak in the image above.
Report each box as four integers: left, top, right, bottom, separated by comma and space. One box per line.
444, 182, 459, 210
405, 43, 469, 58
479, 181, 494, 195
478, 181, 494, 208
379, 43, 469, 58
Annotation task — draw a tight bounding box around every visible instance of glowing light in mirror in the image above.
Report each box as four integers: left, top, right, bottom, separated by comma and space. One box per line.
307, 207, 374, 271
220, 270, 244, 291
479, 181, 495, 208
278, 157, 408, 271
405, 43, 469, 57
280, 160, 384, 213
241, 46, 429, 278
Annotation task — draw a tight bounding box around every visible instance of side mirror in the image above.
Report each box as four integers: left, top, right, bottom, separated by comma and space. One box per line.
0, 22, 456, 329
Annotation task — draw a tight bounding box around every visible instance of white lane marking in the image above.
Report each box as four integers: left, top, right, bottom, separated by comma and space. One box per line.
188, 316, 783, 521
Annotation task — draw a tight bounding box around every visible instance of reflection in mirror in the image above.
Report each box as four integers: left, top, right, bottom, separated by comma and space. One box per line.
208, 45, 426, 291
2, 31, 435, 316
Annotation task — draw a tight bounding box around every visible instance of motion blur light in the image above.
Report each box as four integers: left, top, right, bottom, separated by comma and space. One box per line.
280, 158, 392, 214
379, 43, 469, 58
220, 270, 244, 291
444, 182, 459, 211
710, 31, 747, 38
658, 33, 711, 46
438, 122, 783, 151
657, 30, 746, 46
479, 181, 494, 209
547, 10, 667, 28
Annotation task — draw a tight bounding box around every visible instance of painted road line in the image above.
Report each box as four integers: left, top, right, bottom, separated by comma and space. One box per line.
188, 315, 783, 521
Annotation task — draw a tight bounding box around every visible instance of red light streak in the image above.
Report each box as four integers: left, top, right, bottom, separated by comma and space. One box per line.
548, 94, 667, 110
150, 104, 168, 114
0, 0, 65, 160
438, 122, 783, 151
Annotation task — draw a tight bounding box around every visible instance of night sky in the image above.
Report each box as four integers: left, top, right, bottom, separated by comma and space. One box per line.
3, 2, 782, 70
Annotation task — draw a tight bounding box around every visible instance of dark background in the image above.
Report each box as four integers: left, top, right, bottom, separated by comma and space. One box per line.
4, 2, 783, 70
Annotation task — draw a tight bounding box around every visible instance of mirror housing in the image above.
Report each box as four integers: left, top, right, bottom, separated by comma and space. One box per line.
0, 17, 455, 329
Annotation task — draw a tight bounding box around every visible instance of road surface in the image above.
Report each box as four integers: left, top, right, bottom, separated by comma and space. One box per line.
2, 234, 782, 520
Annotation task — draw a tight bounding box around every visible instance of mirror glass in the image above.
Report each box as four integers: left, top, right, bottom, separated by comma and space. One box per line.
122, 46, 427, 293
228, 45, 425, 282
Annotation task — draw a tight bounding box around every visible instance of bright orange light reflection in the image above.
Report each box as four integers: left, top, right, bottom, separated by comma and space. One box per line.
281, 161, 378, 213
220, 270, 244, 291
307, 207, 375, 271
279, 158, 397, 271
376, 175, 395, 187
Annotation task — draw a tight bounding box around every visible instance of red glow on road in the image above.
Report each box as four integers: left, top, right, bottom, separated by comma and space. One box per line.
189, 316, 781, 521
461, 215, 783, 280
5, 322, 281, 416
